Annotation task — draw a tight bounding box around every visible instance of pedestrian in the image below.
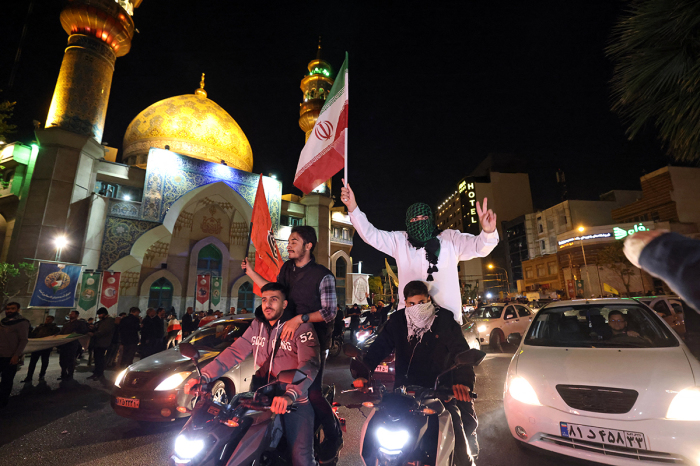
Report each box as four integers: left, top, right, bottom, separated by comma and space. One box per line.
340, 180, 499, 323
166, 313, 182, 348
157, 308, 168, 351
239, 308, 248, 314
228, 306, 236, 316
198, 309, 216, 327
140, 308, 162, 357
214, 310, 223, 319
181, 307, 197, 337
22, 315, 59, 383
88, 308, 115, 380
105, 314, 122, 368
119, 307, 141, 367
0, 302, 30, 408
58, 310, 90, 381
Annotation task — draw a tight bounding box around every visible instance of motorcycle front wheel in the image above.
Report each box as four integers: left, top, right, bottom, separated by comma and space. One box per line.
328, 339, 342, 358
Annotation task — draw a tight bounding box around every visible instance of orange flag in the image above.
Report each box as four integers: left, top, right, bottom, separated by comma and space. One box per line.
250, 175, 283, 296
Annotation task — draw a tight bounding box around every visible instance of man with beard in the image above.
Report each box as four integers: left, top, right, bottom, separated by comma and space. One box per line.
58, 310, 90, 381
23, 315, 60, 383
88, 308, 115, 380
340, 180, 498, 324
0, 303, 30, 407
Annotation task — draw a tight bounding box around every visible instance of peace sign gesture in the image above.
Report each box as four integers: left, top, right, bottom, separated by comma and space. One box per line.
476, 198, 497, 233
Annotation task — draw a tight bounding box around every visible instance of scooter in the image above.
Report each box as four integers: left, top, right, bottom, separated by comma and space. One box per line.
343, 344, 485, 466
169, 342, 342, 466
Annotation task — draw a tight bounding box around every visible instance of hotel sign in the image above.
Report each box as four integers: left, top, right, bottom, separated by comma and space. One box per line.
558, 222, 653, 248
461, 182, 478, 224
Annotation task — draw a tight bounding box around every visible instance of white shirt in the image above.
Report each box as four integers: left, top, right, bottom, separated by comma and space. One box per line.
349, 207, 499, 324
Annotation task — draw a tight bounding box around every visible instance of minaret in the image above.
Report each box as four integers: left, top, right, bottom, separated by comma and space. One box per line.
45, 0, 141, 143
299, 38, 334, 142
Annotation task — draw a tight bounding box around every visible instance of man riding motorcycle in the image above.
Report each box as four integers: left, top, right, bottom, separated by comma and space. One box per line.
185, 282, 320, 466
353, 280, 479, 465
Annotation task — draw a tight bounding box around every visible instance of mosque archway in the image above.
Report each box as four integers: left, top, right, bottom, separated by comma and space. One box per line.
149, 277, 173, 310
237, 282, 255, 312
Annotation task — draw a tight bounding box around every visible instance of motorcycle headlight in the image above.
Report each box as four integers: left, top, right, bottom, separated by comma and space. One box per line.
174, 434, 204, 459
155, 371, 192, 391
114, 369, 128, 388
508, 376, 542, 406
477, 325, 487, 333
667, 387, 700, 420
357, 330, 370, 342
376, 426, 409, 453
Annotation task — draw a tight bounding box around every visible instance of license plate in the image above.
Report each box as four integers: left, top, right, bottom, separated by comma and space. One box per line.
375, 365, 389, 373
560, 422, 647, 450
116, 397, 140, 409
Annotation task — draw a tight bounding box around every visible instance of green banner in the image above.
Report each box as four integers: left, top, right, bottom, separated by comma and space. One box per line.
78, 272, 101, 313
210, 276, 222, 308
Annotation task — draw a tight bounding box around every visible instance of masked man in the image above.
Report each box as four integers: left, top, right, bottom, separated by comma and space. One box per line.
0, 303, 30, 408
341, 180, 498, 323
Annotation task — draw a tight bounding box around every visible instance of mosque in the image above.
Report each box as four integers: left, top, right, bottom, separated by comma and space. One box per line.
0, 0, 356, 323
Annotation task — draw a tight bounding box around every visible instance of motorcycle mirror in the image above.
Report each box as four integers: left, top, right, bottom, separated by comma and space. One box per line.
454, 349, 486, 367
277, 369, 307, 385
342, 343, 362, 358
179, 343, 199, 361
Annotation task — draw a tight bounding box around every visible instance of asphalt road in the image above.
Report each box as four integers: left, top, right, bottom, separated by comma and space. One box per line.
0, 344, 602, 466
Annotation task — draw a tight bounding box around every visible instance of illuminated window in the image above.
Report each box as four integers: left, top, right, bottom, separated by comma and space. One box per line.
198, 244, 222, 276
148, 277, 173, 310
238, 282, 255, 311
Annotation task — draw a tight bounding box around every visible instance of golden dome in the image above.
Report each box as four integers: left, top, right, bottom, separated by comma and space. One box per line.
122, 86, 253, 171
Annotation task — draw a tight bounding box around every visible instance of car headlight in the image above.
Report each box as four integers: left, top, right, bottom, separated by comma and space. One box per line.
376, 426, 409, 453
155, 371, 192, 391
508, 376, 542, 406
478, 325, 487, 333
174, 434, 204, 459
667, 387, 700, 420
357, 330, 370, 342
114, 369, 128, 388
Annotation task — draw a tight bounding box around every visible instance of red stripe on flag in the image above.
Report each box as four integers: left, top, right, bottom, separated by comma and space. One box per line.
294, 129, 346, 194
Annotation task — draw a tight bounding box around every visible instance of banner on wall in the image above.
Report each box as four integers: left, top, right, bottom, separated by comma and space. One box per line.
99, 272, 121, 310
78, 272, 101, 314
196, 274, 210, 309
566, 280, 576, 299
575, 280, 585, 297
347, 273, 370, 306
210, 276, 222, 308
29, 262, 83, 308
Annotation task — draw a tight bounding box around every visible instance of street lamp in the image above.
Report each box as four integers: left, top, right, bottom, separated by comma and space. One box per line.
54, 235, 68, 261
354, 261, 363, 274
488, 263, 510, 294
578, 226, 593, 297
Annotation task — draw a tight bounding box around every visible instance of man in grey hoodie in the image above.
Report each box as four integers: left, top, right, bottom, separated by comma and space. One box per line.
0, 302, 30, 408
185, 282, 320, 466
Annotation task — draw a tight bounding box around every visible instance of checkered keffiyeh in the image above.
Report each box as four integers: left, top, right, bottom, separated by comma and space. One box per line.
405, 302, 437, 342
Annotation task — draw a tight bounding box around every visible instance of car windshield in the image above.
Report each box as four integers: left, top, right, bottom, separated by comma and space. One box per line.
524, 304, 678, 348
472, 306, 503, 319
182, 321, 251, 351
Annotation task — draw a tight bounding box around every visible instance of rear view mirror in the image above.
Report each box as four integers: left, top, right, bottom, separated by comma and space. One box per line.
277, 369, 307, 385
507, 333, 522, 346
343, 343, 362, 359
454, 349, 486, 367
179, 343, 199, 361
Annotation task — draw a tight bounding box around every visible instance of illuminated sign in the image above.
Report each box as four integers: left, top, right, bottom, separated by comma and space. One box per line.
558, 223, 651, 248
613, 223, 648, 240
310, 67, 330, 77
464, 182, 477, 224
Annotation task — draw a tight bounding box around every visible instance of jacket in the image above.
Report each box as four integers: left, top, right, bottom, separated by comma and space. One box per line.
0, 314, 30, 359
92, 316, 116, 348
119, 314, 141, 345
363, 307, 476, 390
202, 307, 320, 403
349, 207, 498, 323
60, 318, 90, 336
30, 322, 60, 339
141, 315, 163, 341
182, 312, 197, 333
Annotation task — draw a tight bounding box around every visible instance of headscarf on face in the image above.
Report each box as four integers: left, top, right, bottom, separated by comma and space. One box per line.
405, 301, 437, 342
405, 203, 441, 281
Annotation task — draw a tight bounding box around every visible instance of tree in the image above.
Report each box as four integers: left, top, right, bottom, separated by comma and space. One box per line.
607, 0, 700, 164
461, 280, 479, 304
0, 262, 37, 306
368, 276, 383, 300
596, 243, 635, 297
0, 90, 17, 143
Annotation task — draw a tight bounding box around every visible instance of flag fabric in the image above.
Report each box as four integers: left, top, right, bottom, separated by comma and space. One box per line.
294, 53, 348, 194
210, 276, 222, 307
99, 271, 121, 310
196, 274, 210, 308
603, 283, 619, 295
385, 258, 399, 288
29, 262, 82, 308
78, 272, 101, 315
251, 175, 283, 296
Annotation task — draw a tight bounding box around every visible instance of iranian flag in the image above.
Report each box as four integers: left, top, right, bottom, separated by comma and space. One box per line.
294, 53, 348, 194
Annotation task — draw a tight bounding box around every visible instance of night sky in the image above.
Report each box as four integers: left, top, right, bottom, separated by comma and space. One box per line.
3, 1, 669, 275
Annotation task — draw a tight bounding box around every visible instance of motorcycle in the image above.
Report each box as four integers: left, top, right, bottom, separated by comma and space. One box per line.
343, 343, 486, 466
169, 342, 343, 466
328, 330, 344, 358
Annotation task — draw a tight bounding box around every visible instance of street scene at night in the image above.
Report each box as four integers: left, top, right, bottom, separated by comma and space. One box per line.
2, 1, 700, 465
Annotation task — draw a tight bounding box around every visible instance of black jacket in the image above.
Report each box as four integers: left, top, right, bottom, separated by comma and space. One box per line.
92, 316, 116, 348
141, 315, 163, 341
363, 307, 475, 390
31, 322, 59, 339
182, 312, 197, 333
119, 314, 141, 345
366, 304, 392, 327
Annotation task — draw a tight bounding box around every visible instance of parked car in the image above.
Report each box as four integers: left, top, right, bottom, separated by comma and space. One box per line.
469, 303, 534, 350
111, 315, 255, 422
634, 295, 685, 335
504, 298, 700, 465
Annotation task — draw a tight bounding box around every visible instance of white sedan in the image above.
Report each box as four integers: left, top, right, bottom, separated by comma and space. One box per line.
503, 298, 700, 465
470, 303, 534, 350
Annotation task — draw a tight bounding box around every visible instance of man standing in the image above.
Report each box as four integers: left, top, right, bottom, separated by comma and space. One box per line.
165, 313, 182, 348
58, 310, 89, 381
181, 307, 197, 337
22, 315, 59, 383
140, 308, 162, 358
88, 308, 115, 380
340, 181, 499, 323
119, 307, 141, 367
243, 225, 343, 462
0, 303, 30, 407
198, 309, 216, 327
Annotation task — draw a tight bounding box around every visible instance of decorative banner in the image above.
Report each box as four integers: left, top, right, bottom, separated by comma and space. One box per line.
196, 274, 210, 308
251, 174, 283, 296
210, 276, 222, 307
29, 262, 82, 308
347, 273, 370, 306
78, 272, 101, 314
23, 334, 84, 354
566, 280, 576, 299
603, 283, 620, 296
575, 280, 585, 298
99, 272, 121, 310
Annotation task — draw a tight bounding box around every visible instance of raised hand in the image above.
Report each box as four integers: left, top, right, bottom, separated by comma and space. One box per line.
476, 198, 497, 234
340, 178, 358, 212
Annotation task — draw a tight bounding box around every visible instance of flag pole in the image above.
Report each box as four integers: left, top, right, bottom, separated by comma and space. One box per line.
344, 57, 348, 184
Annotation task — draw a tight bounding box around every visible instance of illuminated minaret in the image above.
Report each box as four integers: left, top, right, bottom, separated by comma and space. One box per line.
299, 38, 334, 143
45, 0, 141, 142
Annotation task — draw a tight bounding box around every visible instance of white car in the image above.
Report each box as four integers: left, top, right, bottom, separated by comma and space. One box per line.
503, 298, 700, 465
470, 303, 535, 349
634, 295, 686, 336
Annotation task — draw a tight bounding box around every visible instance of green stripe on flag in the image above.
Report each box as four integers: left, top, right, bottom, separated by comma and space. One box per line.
320, 52, 348, 115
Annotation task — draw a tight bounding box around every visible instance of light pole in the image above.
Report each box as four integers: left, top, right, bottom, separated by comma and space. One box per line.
354, 261, 363, 274
488, 264, 510, 294
54, 235, 68, 261
578, 226, 593, 297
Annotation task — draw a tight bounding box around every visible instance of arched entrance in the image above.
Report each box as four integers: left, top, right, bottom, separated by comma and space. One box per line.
238, 282, 255, 312
149, 277, 174, 310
